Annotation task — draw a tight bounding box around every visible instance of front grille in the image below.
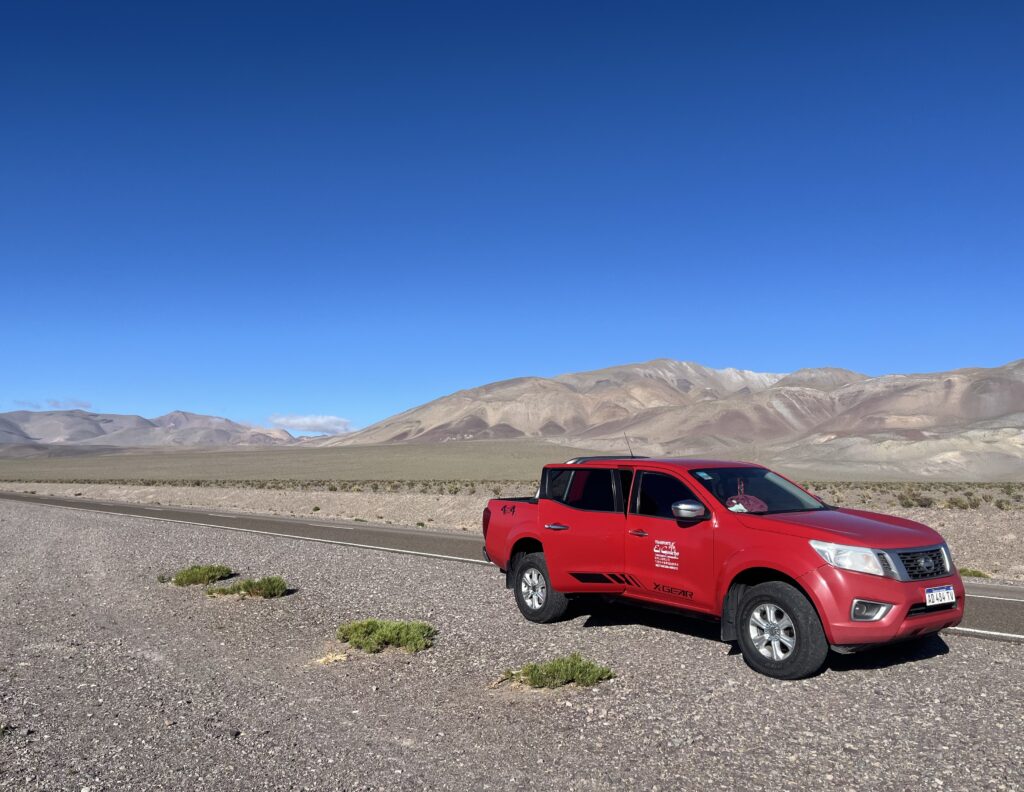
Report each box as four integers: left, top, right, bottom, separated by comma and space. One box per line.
908, 601, 957, 617
897, 548, 948, 580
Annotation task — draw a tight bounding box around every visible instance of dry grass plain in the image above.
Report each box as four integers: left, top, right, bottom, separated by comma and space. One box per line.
2, 442, 1022, 580
0, 439, 599, 482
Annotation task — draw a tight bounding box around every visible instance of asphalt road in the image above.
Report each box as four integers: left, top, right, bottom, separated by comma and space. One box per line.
2, 490, 1021, 643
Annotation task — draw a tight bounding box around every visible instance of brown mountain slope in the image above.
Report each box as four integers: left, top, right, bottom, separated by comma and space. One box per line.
329, 360, 788, 446
0, 410, 294, 449
329, 359, 1024, 480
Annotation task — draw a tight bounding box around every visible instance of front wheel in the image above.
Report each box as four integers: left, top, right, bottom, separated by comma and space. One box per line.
736, 581, 828, 680
512, 552, 569, 623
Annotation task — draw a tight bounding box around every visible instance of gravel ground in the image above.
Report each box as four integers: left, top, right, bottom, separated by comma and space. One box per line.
1, 500, 1022, 792
1, 481, 1021, 580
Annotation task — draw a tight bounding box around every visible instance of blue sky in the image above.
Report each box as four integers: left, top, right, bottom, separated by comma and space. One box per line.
3, 2, 1022, 433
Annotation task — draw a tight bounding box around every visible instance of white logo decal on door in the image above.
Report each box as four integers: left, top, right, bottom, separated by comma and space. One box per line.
653, 540, 679, 571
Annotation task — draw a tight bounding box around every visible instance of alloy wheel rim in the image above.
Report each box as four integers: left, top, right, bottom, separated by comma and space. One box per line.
520, 567, 546, 610
748, 602, 797, 661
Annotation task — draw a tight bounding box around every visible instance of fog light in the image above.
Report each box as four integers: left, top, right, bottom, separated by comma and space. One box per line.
851, 599, 893, 622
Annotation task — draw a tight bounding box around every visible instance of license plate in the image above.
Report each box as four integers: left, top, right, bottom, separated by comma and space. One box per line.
925, 585, 956, 607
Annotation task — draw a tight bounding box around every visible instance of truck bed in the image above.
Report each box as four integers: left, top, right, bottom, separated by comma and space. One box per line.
482, 497, 538, 571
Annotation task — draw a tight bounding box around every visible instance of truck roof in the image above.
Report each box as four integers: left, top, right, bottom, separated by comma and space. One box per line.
554, 457, 766, 471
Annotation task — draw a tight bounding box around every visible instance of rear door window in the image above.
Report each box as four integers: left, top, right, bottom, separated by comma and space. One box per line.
544, 468, 616, 512
545, 468, 573, 501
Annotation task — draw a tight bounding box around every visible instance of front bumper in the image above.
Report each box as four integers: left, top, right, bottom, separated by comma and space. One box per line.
799, 565, 965, 647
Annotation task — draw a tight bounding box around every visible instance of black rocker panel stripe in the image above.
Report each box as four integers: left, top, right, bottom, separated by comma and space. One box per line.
570, 572, 646, 588
570, 572, 615, 584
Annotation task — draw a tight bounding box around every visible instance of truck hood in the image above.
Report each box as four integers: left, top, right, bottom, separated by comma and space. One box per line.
736, 507, 943, 549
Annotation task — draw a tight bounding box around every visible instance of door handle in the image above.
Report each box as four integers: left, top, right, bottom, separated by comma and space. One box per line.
628, 529, 648, 537
544, 523, 570, 531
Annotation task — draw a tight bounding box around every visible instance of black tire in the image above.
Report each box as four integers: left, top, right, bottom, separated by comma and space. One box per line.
736, 581, 829, 680
512, 552, 569, 623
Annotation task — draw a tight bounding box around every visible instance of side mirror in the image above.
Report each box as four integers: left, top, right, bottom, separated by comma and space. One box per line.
671, 499, 706, 521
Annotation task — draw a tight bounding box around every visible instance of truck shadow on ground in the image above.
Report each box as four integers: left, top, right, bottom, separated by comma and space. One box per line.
572, 598, 949, 673
826, 634, 949, 672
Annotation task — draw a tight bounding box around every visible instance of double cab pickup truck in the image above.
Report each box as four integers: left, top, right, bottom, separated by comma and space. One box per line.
482, 456, 964, 679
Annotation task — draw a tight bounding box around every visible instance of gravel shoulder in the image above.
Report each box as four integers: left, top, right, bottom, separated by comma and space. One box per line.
0, 480, 517, 534
1, 480, 1021, 580
1, 500, 1023, 791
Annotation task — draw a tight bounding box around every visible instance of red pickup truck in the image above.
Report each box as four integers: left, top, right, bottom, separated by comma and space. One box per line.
482, 456, 964, 679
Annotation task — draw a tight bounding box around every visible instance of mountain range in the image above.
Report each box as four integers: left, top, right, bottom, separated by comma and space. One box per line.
4, 358, 1023, 479
324, 358, 1024, 480
0, 410, 293, 451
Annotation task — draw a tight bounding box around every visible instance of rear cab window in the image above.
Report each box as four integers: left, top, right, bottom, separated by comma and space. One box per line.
542, 467, 620, 512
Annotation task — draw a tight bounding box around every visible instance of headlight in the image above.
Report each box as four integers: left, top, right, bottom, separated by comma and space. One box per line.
810, 540, 889, 577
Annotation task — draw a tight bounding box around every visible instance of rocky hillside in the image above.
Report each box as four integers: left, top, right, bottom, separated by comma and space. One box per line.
0, 410, 293, 450
326, 359, 1024, 480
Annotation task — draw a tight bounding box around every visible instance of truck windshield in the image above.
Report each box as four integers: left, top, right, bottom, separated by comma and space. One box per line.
688, 467, 826, 515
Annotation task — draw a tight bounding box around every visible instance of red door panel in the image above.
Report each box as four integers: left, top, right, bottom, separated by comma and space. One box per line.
538, 466, 626, 593
622, 471, 716, 612
539, 498, 626, 592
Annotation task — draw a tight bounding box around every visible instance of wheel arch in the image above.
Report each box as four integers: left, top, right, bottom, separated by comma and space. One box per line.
720, 567, 818, 642
504, 536, 544, 588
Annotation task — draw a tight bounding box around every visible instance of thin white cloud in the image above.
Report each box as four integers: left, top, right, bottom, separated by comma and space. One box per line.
270, 414, 352, 435
46, 398, 92, 409
14, 400, 41, 409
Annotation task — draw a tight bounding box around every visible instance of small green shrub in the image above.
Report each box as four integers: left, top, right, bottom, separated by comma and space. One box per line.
898, 491, 936, 508
959, 568, 991, 578
171, 564, 233, 586
504, 653, 615, 689
312, 506, 320, 512
416, 521, 426, 527
208, 575, 288, 598
995, 499, 1011, 511
946, 496, 969, 510
336, 619, 436, 653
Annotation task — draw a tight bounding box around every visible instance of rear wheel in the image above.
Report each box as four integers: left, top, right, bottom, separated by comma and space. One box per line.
736, 581, 828, 680
513, 552, 569, 623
